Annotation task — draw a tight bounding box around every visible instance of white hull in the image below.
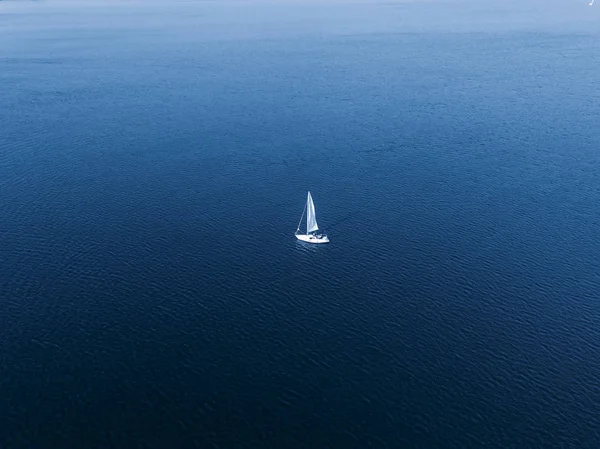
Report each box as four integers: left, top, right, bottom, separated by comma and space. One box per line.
295, 233, 329, 244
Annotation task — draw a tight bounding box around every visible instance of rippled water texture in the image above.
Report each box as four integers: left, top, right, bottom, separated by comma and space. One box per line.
1, 1, 600, 447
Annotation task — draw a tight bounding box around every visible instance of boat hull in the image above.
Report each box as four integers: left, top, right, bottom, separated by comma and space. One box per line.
296, 234, 330, 244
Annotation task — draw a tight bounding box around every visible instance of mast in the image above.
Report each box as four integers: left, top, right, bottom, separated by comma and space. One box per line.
296, 201, 306, 234
307, 192, 310, 234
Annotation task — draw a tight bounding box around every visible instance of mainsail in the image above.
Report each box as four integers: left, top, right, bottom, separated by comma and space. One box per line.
306, 191, 319, 233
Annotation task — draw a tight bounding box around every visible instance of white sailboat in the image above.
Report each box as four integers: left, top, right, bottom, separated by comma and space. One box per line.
295, 191, 329, 244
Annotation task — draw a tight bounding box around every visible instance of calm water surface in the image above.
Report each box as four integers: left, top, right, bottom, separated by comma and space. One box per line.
1, 1, 600, 447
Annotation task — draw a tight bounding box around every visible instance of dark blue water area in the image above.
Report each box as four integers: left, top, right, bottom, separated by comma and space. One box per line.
1, 1, 600, 447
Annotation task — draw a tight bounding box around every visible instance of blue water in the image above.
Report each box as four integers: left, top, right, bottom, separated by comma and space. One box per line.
1, 1, 600, 447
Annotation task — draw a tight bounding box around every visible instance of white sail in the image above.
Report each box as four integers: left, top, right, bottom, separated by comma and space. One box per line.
306, 191, 319, 233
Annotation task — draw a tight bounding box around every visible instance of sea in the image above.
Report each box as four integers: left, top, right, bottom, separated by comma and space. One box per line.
1, 0, 600, 447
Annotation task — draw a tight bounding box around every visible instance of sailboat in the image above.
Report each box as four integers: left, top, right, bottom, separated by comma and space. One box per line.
295, 191, 329, 244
